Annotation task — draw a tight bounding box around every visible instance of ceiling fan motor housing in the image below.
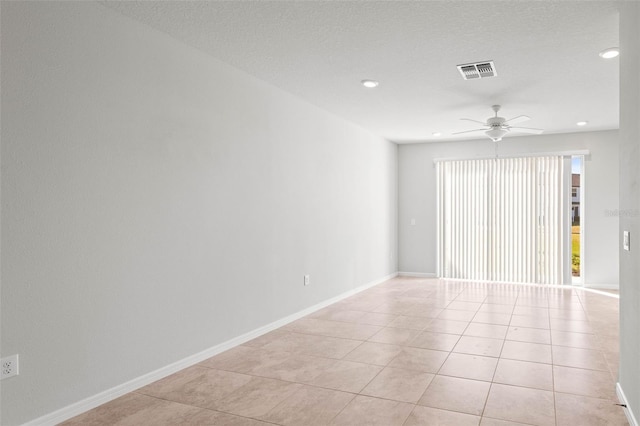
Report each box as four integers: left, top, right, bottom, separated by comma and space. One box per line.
487, 117, 506, 126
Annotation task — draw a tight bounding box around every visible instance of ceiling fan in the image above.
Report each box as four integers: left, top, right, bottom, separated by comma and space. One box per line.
453, 105, 544, 142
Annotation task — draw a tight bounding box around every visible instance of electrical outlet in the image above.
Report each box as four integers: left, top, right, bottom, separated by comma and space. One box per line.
1, 354, 19, 380
304, 275, 310, 286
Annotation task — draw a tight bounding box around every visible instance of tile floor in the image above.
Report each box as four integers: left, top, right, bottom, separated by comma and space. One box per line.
62, 277, 628, 425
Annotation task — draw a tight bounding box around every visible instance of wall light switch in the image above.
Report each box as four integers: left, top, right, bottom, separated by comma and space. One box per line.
411, 218, 416, 226
623, 231, 630, 251
304, 275, 310, 286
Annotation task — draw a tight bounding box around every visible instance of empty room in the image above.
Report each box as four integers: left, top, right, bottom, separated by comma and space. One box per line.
1, 1, 639, 425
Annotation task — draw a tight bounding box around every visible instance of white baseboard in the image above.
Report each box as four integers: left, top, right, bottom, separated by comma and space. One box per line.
398, 272, 437, 278
24, 272, 398, 426
584, 283, 620, 290
617, 382, 638, 426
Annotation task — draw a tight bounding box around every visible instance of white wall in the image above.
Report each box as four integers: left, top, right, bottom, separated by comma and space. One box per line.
618, 2, 640, 422
0, 2, 397, 424
398, 131, 619, 287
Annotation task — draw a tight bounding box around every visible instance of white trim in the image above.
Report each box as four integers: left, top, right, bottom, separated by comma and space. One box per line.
398, 272, 437, 278
580, 286, 620, 298
583, 283, 620, 290
617, 382, 639, 426
432, 149, 590, 164
23, 272, 398, 426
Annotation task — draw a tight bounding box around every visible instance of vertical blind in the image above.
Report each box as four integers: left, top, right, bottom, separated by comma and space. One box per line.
437, 156, 571, 284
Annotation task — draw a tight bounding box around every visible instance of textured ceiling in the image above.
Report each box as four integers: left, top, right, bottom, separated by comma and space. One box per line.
103, 1, 620, 143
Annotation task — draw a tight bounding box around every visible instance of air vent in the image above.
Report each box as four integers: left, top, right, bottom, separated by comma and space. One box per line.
457, 61, 497, 80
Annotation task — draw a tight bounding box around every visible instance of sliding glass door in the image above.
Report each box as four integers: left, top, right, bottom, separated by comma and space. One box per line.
437, 156, 571, 285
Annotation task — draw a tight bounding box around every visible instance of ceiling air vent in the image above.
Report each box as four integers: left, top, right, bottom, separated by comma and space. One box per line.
457, 61, 497, 80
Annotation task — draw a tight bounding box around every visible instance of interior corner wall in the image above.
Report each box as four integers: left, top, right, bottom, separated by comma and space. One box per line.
0, 2, 398, 424
398, 130, 619, 287
618, 1, 640, 421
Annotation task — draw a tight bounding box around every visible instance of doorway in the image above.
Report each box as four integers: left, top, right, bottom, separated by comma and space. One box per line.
571, 155, 584, 285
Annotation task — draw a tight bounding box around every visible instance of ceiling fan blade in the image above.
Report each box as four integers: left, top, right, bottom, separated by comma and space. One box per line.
460, 118, 488, 125
452, 128, 487, 135
504, 115, 530, 125
509, 126, 544, 134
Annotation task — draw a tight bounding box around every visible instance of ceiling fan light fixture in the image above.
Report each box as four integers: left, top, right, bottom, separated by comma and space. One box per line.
361, 79, 379, 88
485, 127, 507, 142
599, 47, 619, 59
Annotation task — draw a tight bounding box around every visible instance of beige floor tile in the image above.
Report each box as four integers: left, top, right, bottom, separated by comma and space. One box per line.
424, 318, 470, 334
453, 335, 504, 357
62, 277, 625, 426
549, 308, 588, 321
472, 312, 512, 326
184, 410, 273, 426
464, 323, 508, 339
260, 332, 361, 359
405, 406, 481, 426
333, 300, 381, 312
478, 303, 515, 314
552, 345, 609, 371
551, 330, 601, 350
306, 360, 382, 393
480, 417, 530, 426
370, 300, 417, 315
506, 326, 551, 344
548, 301, 583, 311
438, 309, 478, 322
260, 385, 353, 426
456, 292, 489, 303
515, 298, 549, 308
550, 318, 594, 333
501, 340, 552, 364
493, 359, 553, 390
199, 346, 290, 374
599, 334, 620, 352
438, 353, 498, 381
603, 350, 619, 375
368, 326, 421, 345
418, 375, 490, 415
509, 314, 550, 329
137, 366, 252, 409
555, 392, 629, 426
355, 312, 398, 326
403, 305, 444, 318
409, 331, 461, 352
512, 306, 549, 317
483, 384, 555, 426
251, 353, 335, 382
310, 307, 367, 322
361, 366, 434, 403
329, 395, 414, 426
343, 341, 403, 366
553, 365, 618, 400
482, 300, 517, 309
387, 347, 449, 373
447, 301, 483, 311
60, 393, 204, 426
285, 318, 383, 340
387, 315, 433, 330
211, 376, 302, 418
242, 330, 289, 348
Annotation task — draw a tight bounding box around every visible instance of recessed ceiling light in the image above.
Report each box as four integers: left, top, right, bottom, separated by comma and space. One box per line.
432, 132, 442, 137
599, 47, 619, 59
361, 79, 379, 88
577, 121, 588, 126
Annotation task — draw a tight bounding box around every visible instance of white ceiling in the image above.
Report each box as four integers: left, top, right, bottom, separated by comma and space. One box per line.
103, 1, 620, 144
